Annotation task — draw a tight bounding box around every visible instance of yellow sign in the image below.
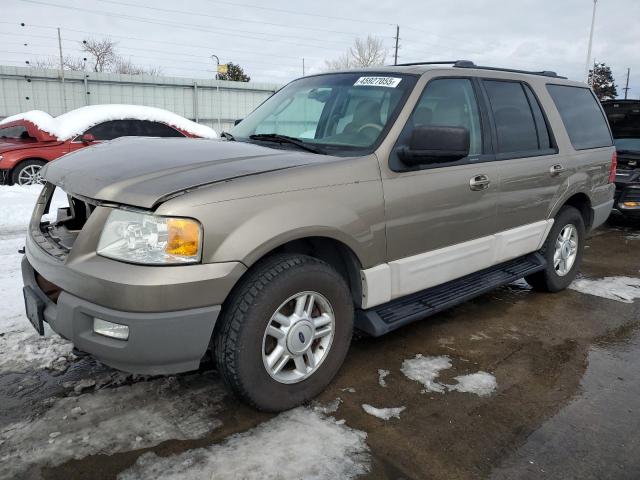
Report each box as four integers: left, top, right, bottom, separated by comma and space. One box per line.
217, 64, 228, 74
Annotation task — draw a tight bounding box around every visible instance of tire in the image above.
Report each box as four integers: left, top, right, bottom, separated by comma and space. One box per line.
214, 254, 354, 412
12, 159, 46, 185
525, 206, 586, 292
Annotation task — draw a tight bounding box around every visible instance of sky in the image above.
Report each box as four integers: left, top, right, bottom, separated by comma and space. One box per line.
1, 0, 638, 97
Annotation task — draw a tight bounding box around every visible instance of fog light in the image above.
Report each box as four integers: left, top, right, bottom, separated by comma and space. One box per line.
622, 201, 640, 208
93, 318, 129, 340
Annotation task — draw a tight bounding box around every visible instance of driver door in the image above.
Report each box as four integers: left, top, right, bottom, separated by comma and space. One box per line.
380, 77, 500, 299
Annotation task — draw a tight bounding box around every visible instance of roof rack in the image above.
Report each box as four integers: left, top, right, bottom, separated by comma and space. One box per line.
394, 60, 566, 79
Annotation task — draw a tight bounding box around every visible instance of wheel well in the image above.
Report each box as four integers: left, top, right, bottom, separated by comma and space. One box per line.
562, 193, 592, 229
266, 237, 364, 307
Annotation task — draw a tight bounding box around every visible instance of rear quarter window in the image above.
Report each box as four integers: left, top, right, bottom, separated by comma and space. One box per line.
546, 84, 612, 150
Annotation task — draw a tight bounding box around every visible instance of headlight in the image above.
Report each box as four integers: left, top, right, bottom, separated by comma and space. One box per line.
97, 209, 202, 265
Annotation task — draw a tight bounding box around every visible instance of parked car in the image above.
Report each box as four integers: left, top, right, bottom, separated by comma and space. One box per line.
0, 105, 218, 185
22, 61, 615, 411
602, 99, 640, 218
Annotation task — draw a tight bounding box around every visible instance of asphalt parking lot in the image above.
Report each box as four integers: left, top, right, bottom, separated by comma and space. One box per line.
1, 207, 639, 479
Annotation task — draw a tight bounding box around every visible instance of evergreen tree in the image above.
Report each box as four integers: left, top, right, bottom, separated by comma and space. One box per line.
588, 63, 618, 100
216, 63, 250, 82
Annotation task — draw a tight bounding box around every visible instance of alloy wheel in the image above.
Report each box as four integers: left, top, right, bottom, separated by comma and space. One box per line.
553, 224, 578, 276
262, 291, 335, 384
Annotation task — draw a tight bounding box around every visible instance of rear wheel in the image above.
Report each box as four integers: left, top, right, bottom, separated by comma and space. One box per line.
525, 206, 586, 292
12, 160, 46, 185
214, 254, 353, 412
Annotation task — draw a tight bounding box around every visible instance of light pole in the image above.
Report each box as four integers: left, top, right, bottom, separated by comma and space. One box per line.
584, 0, 598, 83
211, 54, 222, 133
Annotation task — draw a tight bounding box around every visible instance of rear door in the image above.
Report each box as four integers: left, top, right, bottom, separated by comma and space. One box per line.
481, 79, 566, 235
381, 77, 499, 299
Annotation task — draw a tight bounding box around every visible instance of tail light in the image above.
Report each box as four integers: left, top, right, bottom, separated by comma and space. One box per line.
609, 150, 617, 183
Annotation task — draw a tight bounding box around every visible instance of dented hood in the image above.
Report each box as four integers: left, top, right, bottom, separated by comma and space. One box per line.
42, 137, 335, 208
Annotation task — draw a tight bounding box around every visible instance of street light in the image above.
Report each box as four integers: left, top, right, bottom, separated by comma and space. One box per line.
584, 0, 598, 83
211, 54, 222, 134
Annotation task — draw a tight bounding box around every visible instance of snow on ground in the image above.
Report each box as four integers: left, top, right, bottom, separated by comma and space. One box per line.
0, 105, 218, 140
0, 375, 225, 478
378, 368, 390, 387
119, 408, 370, 480
313, 397, 342, 414
400, 354, 452, 393
0, 185, 74, 373
401, 354, 498, 397
448, 372, 497, 397
570, 276, 640, 303
362, 404, 405, 420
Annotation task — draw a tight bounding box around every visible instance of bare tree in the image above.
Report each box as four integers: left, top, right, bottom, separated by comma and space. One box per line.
82, 38, 116, 72
27, 38, 161, 76
31, 55, 86, 71
326, 35, 386, 71
113, 57, 163, 76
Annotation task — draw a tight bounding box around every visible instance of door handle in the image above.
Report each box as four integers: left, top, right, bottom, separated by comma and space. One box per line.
469, 174, 491, 191
550, 164, 565, 176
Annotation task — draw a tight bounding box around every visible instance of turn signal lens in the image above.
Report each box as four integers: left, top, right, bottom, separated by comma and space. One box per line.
166, 218, 201, 256
623, 202, 640, 208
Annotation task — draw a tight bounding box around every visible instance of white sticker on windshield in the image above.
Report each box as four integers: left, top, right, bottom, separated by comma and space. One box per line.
354, 76, 402, 88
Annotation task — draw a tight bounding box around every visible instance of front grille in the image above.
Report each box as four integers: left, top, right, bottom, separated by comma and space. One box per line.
621, 188, 640, 203
30, 183, 97, 261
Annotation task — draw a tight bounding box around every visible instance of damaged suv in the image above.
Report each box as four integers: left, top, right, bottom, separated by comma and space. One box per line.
22, 62, 615, 411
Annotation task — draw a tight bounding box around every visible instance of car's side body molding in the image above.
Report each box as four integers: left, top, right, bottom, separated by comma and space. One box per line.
360, 219, 553, 309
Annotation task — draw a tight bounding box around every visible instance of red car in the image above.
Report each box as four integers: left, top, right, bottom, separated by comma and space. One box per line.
0, 105, 218, 185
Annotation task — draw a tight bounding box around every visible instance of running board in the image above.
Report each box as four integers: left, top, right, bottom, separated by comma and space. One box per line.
355, 253, 546, 337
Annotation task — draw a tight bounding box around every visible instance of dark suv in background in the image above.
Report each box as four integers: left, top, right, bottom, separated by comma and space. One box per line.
602, 100, 640, 218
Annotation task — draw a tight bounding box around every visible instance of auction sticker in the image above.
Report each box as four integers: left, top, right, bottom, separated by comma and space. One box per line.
354, 77, 402, 88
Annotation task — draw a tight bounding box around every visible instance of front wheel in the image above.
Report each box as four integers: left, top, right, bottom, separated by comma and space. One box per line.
214, 254, 353, 412
12, 159, 46, 185
525, 206, 586, 292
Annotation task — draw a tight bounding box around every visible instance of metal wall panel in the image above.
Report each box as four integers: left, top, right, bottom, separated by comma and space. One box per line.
0, 65, 278, 133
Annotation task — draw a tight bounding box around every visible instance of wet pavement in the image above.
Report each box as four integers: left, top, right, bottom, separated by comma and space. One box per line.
1, 215, 639, 479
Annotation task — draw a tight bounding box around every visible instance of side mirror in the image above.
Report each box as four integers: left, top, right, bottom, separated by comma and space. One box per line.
399, 126, 470, 166
80, 133, 96, 144
234, 119, 243, 126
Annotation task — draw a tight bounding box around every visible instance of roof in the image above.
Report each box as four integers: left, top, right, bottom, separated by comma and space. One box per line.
323, 61, 583, 86
0, 104, 218, 140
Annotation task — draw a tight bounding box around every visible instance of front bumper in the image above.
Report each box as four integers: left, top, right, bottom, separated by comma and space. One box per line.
614, 171, 640, 215
22, 256, 221, 374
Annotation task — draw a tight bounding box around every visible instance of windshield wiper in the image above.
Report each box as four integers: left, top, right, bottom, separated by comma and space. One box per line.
249, 133, 323, 154
220, 131, 235, 141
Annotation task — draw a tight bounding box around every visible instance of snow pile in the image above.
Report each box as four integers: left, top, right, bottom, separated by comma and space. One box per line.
0, 185, 45, 235
401, 354, 498, 397
378, 369, 390, 387
0, 185, 74, 372
400, 354, 452, 393
448, 372, 497, 397
0, 376, 225, 478
362, 404, 405, 420
570, 276, 640, 303
119, 408, 370, 480
0, 105, 218, 140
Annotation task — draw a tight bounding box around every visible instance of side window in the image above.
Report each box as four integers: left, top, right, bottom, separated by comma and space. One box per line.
523, 84, 552, 149
407, 78, 482, 155
84, 120, 137, 140
547, 85, 612, 150
137, 121, 184, 137
483, 80, 539, 153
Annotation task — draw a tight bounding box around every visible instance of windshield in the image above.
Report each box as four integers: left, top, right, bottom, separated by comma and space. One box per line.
231, 72, 417, 154
0, 125, 33, 140
615, 138, 640, 152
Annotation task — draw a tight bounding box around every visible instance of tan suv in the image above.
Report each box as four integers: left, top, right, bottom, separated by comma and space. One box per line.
22, 61, 616, 411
